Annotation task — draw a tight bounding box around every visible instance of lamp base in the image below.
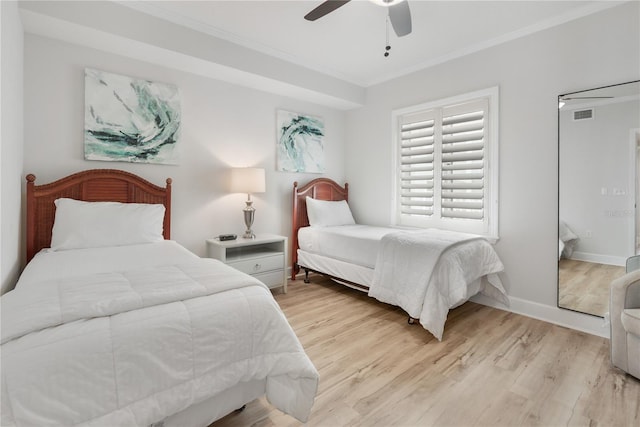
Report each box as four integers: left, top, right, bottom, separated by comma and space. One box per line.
242, 200, 256, 239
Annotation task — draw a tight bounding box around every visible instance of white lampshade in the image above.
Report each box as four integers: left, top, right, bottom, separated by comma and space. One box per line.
229, 168, 266, 194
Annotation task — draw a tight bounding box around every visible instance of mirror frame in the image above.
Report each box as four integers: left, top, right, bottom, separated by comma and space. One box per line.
557, 80, 640, 317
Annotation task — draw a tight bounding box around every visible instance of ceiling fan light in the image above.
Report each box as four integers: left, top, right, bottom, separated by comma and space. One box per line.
368, 0, 405, 7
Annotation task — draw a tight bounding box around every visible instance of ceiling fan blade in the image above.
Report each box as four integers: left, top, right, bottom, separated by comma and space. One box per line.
389, 1, 412, 37
562, 96, 614, 100
304, 0, 351, 21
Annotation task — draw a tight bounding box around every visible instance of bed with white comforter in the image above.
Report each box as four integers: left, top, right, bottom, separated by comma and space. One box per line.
1, 241, 318, 426
297, 225, 507, 340
292, 178, 508, 341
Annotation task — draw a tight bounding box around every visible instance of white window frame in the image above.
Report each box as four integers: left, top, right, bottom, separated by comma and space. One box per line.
391, 87, 499, 241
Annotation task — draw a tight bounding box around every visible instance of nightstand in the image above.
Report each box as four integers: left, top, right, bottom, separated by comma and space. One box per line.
206, 234, 287, 293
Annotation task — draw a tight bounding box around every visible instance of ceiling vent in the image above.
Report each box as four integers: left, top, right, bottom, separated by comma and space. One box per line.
573, 109, 594, 121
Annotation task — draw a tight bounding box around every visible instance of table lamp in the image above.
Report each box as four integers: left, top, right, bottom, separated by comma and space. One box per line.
229, 167, 266, 239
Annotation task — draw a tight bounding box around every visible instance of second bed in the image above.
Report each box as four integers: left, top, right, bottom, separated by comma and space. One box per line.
291, 178, 508, 341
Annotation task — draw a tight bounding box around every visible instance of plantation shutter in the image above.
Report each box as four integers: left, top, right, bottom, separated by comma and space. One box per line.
393, 87, 497, 238
440, 99, 487, 221
399, 110, 436, 217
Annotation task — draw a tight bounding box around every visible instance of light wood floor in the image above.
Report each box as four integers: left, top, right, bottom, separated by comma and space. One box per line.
558, 259, 625, 317
213, 274, 640, 427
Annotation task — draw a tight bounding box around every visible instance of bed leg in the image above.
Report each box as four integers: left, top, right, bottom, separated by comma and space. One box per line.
408, 317, 417, 325
304, 268, 310, 284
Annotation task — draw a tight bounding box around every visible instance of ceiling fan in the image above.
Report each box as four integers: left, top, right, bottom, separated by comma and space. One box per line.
558, 95, 614, 109
560, 96, 614, 101
305, 0, 412, 37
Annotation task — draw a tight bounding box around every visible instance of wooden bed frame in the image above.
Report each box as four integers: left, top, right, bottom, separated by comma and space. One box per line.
26, 169, 172, 263
291, 177, 349, 281
21, 169, 296, 423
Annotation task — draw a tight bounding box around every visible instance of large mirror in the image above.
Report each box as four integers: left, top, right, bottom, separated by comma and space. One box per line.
558, 80, 640, 317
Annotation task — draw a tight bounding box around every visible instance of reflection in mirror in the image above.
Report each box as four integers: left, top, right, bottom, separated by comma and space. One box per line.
558, 80, 640, 317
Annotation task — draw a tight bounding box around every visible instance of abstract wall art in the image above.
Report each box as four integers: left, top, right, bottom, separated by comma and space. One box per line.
84, 68, 181, 164
276, 110, 324, 173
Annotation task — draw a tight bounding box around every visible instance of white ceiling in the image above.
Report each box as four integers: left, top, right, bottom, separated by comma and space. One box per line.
123, 0, 619, 87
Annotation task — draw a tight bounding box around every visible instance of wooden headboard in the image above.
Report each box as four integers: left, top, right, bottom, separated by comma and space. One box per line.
26, 169, 172, 262
291, 178, 349, 280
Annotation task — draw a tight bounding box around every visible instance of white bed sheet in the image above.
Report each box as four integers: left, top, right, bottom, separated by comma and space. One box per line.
298, 225, 399, 268
17, 241, 199, 288
163, 379, 265, 427
2, 242, 318, 426
298, 250, 374, 288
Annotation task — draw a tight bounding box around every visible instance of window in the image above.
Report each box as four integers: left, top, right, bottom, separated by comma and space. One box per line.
392, 87, 499, 240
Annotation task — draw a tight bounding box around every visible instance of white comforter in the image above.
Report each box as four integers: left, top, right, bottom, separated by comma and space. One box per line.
1, 242, 318, 426
369, 229, 508, 341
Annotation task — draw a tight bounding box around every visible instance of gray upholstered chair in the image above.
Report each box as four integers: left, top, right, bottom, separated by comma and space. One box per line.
610, 268, 640, 379
626, 255, 640, 273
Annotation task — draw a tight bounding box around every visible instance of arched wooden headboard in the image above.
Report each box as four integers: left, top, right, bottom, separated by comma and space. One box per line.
291, 178, 348, 280
26, 169, 172, 262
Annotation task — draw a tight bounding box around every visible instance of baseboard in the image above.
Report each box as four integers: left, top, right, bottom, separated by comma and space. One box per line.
471, 294, 610, 339
570, 251, 626, 267
290, 266, 610, 339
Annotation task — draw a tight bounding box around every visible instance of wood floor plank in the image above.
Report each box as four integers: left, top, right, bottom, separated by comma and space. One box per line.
559, 259, 625, 316
212, 274, 640, 427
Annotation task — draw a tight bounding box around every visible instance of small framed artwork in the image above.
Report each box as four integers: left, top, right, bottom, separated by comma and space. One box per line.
276, 110, 325, 173
84, 68, 181, 164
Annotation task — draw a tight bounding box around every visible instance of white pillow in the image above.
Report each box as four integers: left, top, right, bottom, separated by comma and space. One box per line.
51, 198, 165, 250
306, 197, 356, 227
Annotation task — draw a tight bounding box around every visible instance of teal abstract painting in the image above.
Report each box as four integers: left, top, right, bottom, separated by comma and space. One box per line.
277, 110, 324, 173
84, 68, 181, 164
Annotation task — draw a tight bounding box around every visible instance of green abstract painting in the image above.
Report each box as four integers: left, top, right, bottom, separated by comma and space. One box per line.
84, 68, 181, 164
277, 110, 324, 173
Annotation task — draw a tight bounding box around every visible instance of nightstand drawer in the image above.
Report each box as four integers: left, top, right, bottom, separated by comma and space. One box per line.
254, 270, 285, 289
228, 253, 284, 275
206, 234, 287, 293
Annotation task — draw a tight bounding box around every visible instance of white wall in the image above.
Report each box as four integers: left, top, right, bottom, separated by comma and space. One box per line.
345, 2, 640, 335
23, 34, 346, 259
560, 99, 640, 265
1, 0, 24, 295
